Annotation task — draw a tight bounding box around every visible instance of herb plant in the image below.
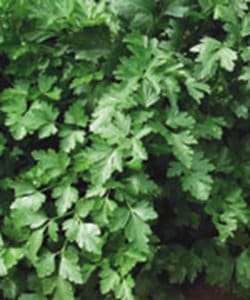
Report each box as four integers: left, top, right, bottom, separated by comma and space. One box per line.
0, 1, 250, 299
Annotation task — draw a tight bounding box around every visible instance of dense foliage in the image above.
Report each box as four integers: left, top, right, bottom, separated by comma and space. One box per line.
0, 0, 250, 299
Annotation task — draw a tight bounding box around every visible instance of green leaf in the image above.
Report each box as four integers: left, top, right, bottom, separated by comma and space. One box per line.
131, 201, 157, 221
218, 47, 237, 71
90, 106, 114, 133
65, 101, 88, 128
0, 81, 29, 139
25, 228, 45, 264
88, 146, 123, 184
38, 75, 57, 93
196, 116, 226, 139
32, 149, 70, 181
164, 76, 181, 106
168, 152, 214, 201
132, 138, 148, 160
63, 219, 102, 254
110, 207, 130, 232
168, 130, 197, 168
191, 37, 237, 78
166, 109, 195, 129
191, 37, 221, 78
116, 246, 147, 276
185, 78, 211, 103
141, 79, 160, 107
10, 209, 48, 229
182, 157, 214, 201
48, 221, 59, 242
91, 111, 131, 143
52, 185, 78, 216
3, 247, 24, 269
205, 188, 249, 242
75, 199, 94, 219
24, 102, 59, 137
100, 265, 120, 294
114, 276, 135, 300
36, 252, 56, 278
53, 277, 74, 300
59, 253, 83, 284
45, 87, 62, 101
59, 128, 85, 153
92, 197, 117, 225
125, 211, 152, 250
11, 192, 46, 212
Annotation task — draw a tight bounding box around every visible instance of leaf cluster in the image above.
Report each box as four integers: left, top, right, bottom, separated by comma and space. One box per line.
0, 0, 250, 299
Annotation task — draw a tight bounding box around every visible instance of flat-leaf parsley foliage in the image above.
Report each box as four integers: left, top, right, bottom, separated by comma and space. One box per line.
0, 0, 250, 299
